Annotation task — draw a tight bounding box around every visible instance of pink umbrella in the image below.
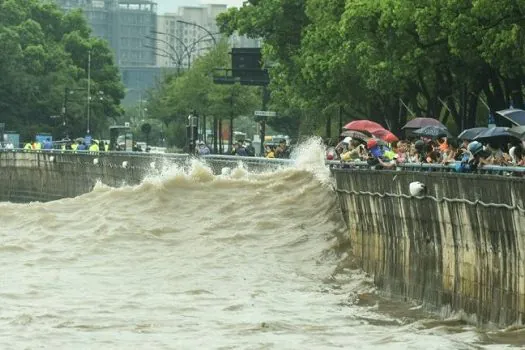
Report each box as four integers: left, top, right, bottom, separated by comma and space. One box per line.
371, 129, 399, 143
344, 120, 385, 133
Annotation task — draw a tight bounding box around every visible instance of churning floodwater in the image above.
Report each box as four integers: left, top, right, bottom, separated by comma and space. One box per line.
0, 139, 523, 349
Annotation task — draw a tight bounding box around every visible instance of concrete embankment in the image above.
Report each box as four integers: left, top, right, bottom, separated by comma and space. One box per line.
1, 150, 524, 326
333, 168, 525, 326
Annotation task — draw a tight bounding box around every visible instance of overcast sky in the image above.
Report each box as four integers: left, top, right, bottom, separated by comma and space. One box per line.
156, 0, 244, 14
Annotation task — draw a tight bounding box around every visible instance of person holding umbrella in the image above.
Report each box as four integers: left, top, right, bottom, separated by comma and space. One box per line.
340, 138, 366, 162
365, 139, 396, 168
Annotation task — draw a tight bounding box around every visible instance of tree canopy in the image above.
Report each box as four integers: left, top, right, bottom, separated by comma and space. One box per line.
0, 0, 124, 141
218, 0, 525, 136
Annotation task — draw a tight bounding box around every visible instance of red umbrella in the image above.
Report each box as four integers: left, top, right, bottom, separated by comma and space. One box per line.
344, 120, 385, 133
371, 129, 399, 143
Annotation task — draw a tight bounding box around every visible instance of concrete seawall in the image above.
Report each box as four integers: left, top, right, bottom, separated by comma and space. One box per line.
1, 150, 524, 326
0, 151, 290, 202
333, 168, 525, 326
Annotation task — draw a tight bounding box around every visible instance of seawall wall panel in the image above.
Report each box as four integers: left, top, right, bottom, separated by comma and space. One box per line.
333, 169, 525, 326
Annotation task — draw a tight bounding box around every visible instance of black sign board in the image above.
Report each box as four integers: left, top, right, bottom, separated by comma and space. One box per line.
232, 48, 263, 71
214, 48, 269, 86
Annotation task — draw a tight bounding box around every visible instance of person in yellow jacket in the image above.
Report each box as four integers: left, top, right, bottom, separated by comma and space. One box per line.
89, 142, 99, 152
265, 145, 275, 158
33, 141, 41, 151
24, 142, 33, 151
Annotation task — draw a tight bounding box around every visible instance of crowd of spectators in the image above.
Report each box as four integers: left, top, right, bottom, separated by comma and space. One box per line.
327, 136, 525, 170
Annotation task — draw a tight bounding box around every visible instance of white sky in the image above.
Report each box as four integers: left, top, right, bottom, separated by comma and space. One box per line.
155, 0, 244, 14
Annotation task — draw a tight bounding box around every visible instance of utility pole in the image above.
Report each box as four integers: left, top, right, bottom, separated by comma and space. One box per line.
260, 86, 269, 156
87, 49, 91, 134
229, 88, 234, 148
339, 105, 343, 135
62, 87, 69, 126
139, 91, 142, 122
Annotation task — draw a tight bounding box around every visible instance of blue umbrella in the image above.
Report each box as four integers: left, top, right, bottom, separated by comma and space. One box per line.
457, 127, 488, 141
413, 125, 451, 138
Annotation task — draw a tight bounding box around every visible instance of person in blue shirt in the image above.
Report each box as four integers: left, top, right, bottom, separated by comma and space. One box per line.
366, 139, 396, 168
43, 138, 53, 150
197, 141, 210, 155
76, 141, 87, 151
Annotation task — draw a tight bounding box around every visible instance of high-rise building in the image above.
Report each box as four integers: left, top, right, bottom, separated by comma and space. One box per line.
55, 1, 262, 104
57, 0, 157, 66
55, 0, 163, 104
156, 4, 261, 69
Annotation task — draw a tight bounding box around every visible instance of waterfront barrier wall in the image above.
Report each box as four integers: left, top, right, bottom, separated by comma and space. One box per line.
1, 150, 524, 327
333, 165, 525, 327
0, 150, 290, 202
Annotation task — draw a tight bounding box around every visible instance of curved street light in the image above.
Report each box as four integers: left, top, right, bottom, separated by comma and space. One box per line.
176, 20, 218, 46
145, 36, 185, 70
151, 30, 192, 65
153, 30, 220, 69
144, 44, 183, 71
186, 31, 220, 54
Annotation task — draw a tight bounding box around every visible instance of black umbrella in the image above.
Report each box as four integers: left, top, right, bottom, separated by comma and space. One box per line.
402, 117, 445, 129
473, 126, 521, 146
508, 126, 525, 140
474, 127, 510, 140
413, 125, 452, 138
457, 127, 488, 141
495, 108, 525, 126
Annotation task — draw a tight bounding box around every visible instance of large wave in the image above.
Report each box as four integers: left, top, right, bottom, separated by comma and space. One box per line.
0, 137, 344, 251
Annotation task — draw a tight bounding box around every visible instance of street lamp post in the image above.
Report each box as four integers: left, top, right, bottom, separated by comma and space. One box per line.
153, 30, 220, 69
62, 87, 85, 136
151, 30, 192, 69
144, 43, 183, 72
187, 111, 199, 154
145, 35, 186, 70
176, 20, 218, 46
87, 49, 91, 134
62, 87, 72, 129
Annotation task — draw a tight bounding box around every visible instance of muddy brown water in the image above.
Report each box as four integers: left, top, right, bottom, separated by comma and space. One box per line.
0, 141, 522, 349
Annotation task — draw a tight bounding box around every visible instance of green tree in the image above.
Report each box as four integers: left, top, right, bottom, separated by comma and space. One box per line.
0, 0, 124, 142
218, 0, 525, 136
146, 41, 260, 150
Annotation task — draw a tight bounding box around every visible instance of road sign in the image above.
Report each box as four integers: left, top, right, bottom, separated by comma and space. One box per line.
254, 110, 276, 117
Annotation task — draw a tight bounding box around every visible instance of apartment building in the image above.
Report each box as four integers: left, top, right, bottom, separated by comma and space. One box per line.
55, 1, 261, 103
56, 0, 162, 104
57, 0, 158, 66
156, 4, 261, 69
